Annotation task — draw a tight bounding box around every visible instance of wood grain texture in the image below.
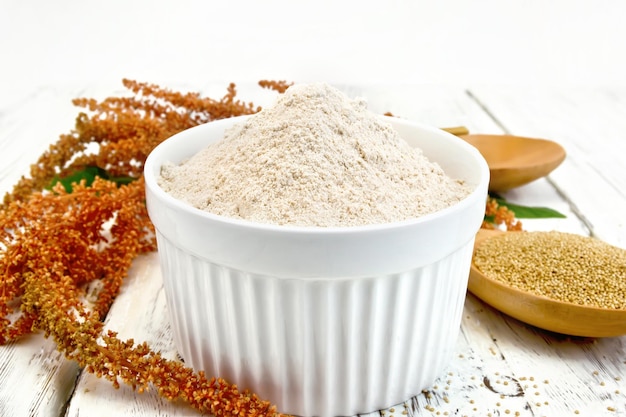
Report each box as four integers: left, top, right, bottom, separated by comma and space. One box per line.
1, 83, 624, 417
0, 86, 85, 417
460, 134, 566, 192
64, 252, 200, 417
0, 87, 82, 195
469, 86, 626, 248
0, 337, 79, 417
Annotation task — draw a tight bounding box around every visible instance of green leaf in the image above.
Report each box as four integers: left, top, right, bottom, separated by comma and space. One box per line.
48, 166, 104, 192
483, 214, 496, 223
107, 175, 136, 187
492, 195, 566, 219
48, 166, 136, 192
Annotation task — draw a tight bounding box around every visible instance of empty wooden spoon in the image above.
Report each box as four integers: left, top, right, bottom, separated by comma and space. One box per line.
468, 229, 626, 337
460, 134, 566, 192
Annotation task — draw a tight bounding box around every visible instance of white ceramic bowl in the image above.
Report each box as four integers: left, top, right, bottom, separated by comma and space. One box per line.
144, 115, 489, 417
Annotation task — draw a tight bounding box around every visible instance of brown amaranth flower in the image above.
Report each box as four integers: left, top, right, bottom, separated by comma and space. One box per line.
483, 196, 522, 231
1, 80, 289, 417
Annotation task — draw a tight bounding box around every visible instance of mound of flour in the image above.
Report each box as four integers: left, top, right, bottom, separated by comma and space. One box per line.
158, 83, 471, 227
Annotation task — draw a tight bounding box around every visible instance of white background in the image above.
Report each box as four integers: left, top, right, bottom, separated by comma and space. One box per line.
2, 0, 626, 105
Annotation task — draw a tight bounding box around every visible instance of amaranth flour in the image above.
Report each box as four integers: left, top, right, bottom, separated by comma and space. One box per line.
158, 83, 471, 227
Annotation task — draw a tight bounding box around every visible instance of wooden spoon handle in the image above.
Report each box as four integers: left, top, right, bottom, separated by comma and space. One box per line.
441, 126, 470, 136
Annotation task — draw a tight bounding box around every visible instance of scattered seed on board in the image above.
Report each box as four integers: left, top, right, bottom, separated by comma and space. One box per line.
474, 231, 626, 309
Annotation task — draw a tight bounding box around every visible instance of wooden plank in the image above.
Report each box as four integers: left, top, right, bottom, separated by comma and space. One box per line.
0, 82, 163, 417
0, 336, 80, 417
0, 87, 84, 197
60, 84, 510, 416
410, 292, 626, 416
468, 86, 626, 248
61, 83, 585, 417
63, 252, 199, 416
0, 86, 87, 417
4, 82, 621, 417
461, 86, 626, 417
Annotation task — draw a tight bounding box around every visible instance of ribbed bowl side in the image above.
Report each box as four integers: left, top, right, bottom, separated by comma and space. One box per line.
157, 231, 473, 417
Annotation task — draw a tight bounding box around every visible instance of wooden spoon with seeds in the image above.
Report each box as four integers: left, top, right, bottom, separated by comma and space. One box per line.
468, 229, 626, 337
459, 134, 566, 192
